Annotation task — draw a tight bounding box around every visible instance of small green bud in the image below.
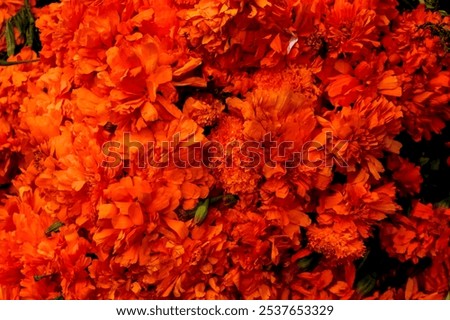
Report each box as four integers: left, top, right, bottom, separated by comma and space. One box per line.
194, 198, 210, 225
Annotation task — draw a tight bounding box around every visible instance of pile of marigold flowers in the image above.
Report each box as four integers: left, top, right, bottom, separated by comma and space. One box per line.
0, 0, 449, 300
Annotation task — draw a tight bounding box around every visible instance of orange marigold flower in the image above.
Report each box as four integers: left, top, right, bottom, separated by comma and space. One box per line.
209, 115, 261, 195
324, 0, 381, 58
387, 155, 423, 195
308, 169, 399, 262
183, 93, 224, 127
252, 65, 322, 104
318, 96, 403, 179
324, 53, 402, 107
382, 5, 450, 140
380, 202, 450, 263
179, 0, 238, 55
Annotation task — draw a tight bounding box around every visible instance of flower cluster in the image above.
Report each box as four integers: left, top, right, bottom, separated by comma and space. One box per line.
0, 0, 449, 300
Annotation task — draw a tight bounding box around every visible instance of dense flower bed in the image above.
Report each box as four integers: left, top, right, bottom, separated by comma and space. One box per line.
0, 0, 449, 299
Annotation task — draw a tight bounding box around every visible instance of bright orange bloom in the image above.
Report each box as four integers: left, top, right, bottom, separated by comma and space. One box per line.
183, 94, 224, 127
382, 5, 450, 140
324, 0, 381, 58
308, 169, 399, 262
388, 155, 423, 195
318, 96, 402, 179
380, 202, 450, 264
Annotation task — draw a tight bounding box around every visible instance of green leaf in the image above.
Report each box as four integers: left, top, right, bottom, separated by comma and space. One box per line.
25, 6, 35, 46
419, 157, 430, 166
436, 196, 450, 208
297, 254, 320, 272
5, 20, 16, 57
26, 25, 34, 46
45, 221, 65, 236
2, 0, 42, 59
356, 273, 377, 297
425, 0, 439, 10
12, 11, 25, 35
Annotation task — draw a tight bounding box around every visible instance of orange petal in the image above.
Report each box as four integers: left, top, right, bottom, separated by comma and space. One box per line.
181, 182, 201, 199
93, 229, 116, 245
165, 218, 188, 239
112, 215, 133, 229
98, 204, 118, 219
141, 101, 159, 122
405, 277, 417, 300
71, 180, 86, 191
270, 34, 282, 53
128, 203, 144, 225
334, 60, 353, 75
173, 58, 202, 77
